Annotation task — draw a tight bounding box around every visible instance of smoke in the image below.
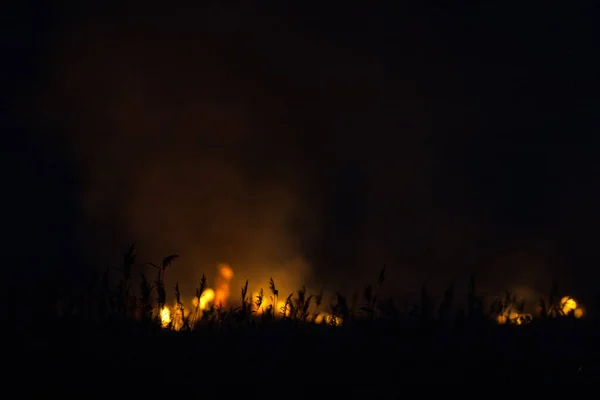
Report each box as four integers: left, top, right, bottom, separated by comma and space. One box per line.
35, 7, 566, 300
38, 13, 329, 294
36, 9, 487, 296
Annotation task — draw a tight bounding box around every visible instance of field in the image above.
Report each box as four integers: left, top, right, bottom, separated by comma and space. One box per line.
12, 245, 600, 392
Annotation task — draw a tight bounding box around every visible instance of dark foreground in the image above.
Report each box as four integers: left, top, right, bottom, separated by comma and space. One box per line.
13, 317, 600, 394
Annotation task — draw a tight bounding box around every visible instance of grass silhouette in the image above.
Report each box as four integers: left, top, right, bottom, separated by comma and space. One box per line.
11, 243, 600, 390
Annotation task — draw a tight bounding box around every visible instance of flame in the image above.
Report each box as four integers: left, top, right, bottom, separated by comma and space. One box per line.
219, 264, 234, 280
560, 296, 577, 315
251, 291, 265, 313
159, 271, 587, 331
200, 288, 215, 309
496, 294, 585, 325
276, 300, 287, 315
191, 288, 216, 310
163, 263, 600, 330
515, 314, 532, 325
250, 294, 285, 315
214, 263, 233, 307
173, 308, 184, 331
160, 306, 171, 327
560, 295, 584, 318
496, 312, 531, 325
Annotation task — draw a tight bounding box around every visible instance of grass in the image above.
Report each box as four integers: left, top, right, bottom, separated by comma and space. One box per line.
10, 243, 600, 389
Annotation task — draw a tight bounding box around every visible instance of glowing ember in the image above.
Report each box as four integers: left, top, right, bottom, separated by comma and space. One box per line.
495, 307, 532, 325
315, 313, 342, 326
515, 314, 532, 325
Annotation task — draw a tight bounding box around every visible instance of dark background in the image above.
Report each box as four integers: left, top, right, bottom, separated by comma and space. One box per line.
4, 2, 599, 304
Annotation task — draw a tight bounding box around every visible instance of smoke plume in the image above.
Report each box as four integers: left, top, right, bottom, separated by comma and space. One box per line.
36, 8, 563, 300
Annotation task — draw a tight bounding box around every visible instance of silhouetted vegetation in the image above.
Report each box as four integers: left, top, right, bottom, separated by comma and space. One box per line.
12, 244, 600, 391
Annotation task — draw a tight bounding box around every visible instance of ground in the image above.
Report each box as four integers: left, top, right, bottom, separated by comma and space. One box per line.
13, 317, 599, 393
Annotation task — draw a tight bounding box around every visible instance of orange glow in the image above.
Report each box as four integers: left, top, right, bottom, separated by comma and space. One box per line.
157, 280, 587, 331
276, 300, 287, 316
495, 311, 531, 325
214, 263, 233, 307
558, 295, 585, 319
219, 264, 234, 280
251, 291, 265, 314
315, 313, 342, 326
156, 269, 595, 331
494, 294, 585, 325
200, 288, 215, 309
191, 288, 216, 310
560, 296, 578, 315
515, 314, 531, 325
251, 295, 283, 315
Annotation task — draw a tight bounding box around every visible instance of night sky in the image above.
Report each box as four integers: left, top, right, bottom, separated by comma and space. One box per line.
4, 2, 600, 303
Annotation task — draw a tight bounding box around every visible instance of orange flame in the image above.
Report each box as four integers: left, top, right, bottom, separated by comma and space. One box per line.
160, 306, 171, 327
560, 296, 584, 318
191, 288, 216, 310
214, 263, 233, 307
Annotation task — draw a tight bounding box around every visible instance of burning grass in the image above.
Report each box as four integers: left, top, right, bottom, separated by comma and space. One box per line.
45, 244, 589, 332
12, 243, 600, 388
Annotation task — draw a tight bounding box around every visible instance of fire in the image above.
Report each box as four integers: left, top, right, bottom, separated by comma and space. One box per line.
494, 302, 532, 325
158, 264, 234, 331
162, 264, 600, 330
496, 294, 585, 325
191, 288, 216, 310
495, 313, 531, 325
315, 313, 343, 326
160, 306, 171, 327
154, 264, 348, 329
560, 296, 584, 318
276, 300, 287, 315
250, 294, 286, 315
157, 264, 588, 331
219, 264, 234, 280
200, 288, 215, 309
515, 314, 532, 325
214, 263, 233, 307
560, 296, 577, 314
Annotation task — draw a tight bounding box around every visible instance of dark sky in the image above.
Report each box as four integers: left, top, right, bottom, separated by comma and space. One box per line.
4, 2, 600, 302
